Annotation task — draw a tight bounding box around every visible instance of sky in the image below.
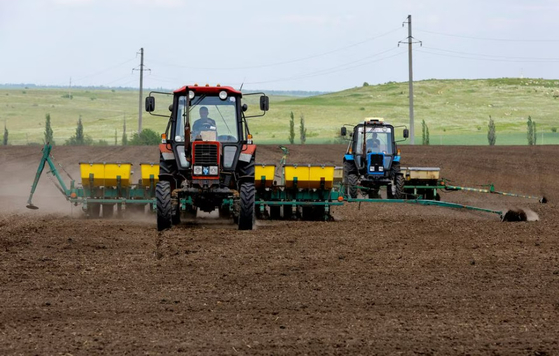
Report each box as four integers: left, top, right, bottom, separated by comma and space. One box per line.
1, 0, 559, 92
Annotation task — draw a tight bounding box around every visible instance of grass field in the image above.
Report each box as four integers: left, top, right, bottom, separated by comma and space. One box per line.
1, 78, 559, 145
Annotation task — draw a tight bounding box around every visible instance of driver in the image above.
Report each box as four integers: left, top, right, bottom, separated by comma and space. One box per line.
366, 132, 381, 152
192, 106, 216, 138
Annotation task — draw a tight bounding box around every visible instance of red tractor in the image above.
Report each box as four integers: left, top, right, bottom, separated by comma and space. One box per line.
145, 85, 269, 231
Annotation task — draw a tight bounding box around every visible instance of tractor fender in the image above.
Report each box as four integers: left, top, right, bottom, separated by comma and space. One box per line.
393, 155, 401, 163
158, 173, 178, 191
344, 154, 355, 161
239, 144, 256, 163
238, 175, 255, 184
159, 143, 175, 161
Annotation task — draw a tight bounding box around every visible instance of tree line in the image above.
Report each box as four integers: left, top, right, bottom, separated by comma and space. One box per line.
37, 113, 160, 146
420, 116, 544, 146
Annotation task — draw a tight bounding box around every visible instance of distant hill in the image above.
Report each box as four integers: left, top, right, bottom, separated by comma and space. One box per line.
1, 78, 558, 145
0, 84, 327, 97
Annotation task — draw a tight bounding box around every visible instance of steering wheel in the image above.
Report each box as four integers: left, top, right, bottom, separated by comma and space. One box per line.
217, 135, 237, 142
198, 122, 215, 131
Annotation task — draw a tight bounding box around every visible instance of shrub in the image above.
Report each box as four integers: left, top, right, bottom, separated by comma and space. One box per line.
128, 128, 160, 145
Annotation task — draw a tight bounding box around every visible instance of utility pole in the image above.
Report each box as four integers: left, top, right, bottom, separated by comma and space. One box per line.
69, 77, 72, 99
399, 15, 421, 145
133, 48, 150, 134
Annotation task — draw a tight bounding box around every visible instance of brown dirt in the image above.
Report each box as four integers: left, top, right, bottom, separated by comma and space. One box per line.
1, 144, 559, 355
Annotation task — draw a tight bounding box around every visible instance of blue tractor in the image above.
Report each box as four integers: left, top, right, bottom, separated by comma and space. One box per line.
341, 119, 409, 199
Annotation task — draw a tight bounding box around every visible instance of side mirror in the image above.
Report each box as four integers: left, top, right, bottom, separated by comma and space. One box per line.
403, 128, 409, 138
145, 96, 155, 112
242, 103, 248, 112
340, 127, 347, 136
260, 95, 269, 112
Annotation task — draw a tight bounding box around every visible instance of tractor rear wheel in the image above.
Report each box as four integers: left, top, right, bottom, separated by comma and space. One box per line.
347, 173, 359, 199
238, 183, 255, 230
343, 161, 359, 199
388, 174, 405, 199
156, 181, 172, 231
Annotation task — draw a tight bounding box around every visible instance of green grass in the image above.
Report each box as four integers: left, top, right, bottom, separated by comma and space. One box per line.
1, 78, 559, 145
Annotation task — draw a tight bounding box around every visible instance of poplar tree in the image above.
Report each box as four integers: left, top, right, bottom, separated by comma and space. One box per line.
288, 112, 295, 144
487, 116, 496, 146
44, 113, 55, 145
300, 114, 307, 144
2, 124, 8, 145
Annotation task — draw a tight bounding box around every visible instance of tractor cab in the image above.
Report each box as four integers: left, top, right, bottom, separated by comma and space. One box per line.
341, 118, 409, 199
145, 84, 269, 231
146, 85, 268, 188
345, 119, 400, 175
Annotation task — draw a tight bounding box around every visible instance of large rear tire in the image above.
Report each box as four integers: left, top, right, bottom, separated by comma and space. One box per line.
347, 173, 359, 199
343, 161, 359, 199
388, 174, 405, 199
238, 183, 255, 230
156, 181, 172, 231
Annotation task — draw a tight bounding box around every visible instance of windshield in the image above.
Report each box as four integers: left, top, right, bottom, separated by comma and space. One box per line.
174, 95, 239, 143
355, 126, 393, 154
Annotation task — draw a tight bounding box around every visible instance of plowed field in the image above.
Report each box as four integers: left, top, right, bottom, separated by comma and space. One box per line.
1, 144, 558, 355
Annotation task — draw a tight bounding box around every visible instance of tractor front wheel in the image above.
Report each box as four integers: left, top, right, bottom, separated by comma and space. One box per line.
156, 181, 172, 231
238, 183, 255, 230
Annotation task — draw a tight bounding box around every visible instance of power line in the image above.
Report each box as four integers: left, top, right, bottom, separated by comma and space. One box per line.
73, 57, 137, 82
147, 27, 403, 71
242, 48, 406, 85
415, 28, 559, 43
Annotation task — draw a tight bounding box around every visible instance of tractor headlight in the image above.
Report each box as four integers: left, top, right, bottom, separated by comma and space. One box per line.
209, 166, 218, 175
188, 90, 195, 99
369, 166, 374, 172
379, 166, 384, 172
193, 165, 203, 175
219, 90, 228, 100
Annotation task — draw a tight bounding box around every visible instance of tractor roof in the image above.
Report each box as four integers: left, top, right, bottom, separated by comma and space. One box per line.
360, 118, 392, 126
174, 85, 242, 96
